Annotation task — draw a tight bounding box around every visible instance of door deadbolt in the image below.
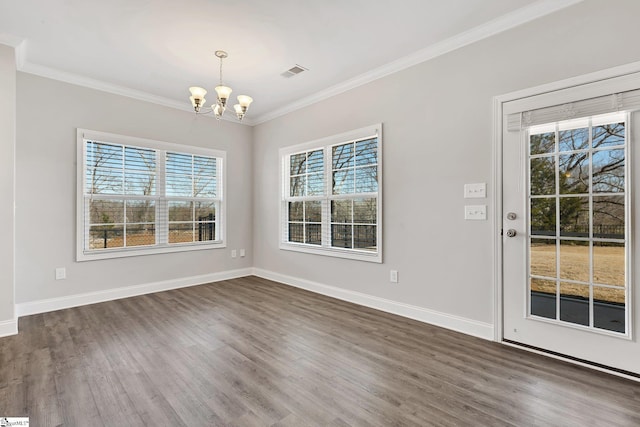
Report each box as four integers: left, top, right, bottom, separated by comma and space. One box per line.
506, 212, 517, 220
506, 229, 517, 237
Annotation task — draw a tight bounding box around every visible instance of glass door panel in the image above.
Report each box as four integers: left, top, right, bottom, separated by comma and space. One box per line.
528, 112, 628, 335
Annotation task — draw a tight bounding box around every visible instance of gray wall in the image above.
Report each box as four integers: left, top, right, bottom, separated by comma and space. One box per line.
15, 73, 253, 304
252, 0, 640, 326
0, 44, 16, 329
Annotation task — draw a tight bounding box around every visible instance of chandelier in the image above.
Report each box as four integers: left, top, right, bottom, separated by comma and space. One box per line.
188, 50, 253, 121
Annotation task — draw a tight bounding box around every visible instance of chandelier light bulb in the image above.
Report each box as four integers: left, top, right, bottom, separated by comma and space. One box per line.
215, 85, 232, 106
237, 95, 253, 109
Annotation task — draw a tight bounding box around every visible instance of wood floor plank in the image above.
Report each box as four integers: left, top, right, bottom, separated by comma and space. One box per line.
1, 276, 640, 426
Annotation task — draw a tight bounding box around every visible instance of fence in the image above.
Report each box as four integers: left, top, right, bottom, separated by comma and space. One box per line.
90, 216, 215, 249
288, 223, 376, 249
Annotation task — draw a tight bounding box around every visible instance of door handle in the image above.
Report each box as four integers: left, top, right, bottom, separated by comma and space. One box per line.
506, 229, 517, 237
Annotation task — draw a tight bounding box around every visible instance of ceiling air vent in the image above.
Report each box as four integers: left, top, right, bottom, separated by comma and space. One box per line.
281, 64, 308, 78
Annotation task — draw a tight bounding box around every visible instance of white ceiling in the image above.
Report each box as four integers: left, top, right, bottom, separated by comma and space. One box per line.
0, 0, 580, 125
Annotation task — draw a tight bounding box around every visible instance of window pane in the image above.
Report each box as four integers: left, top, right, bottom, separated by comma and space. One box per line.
88, 167, 123, 194
168, 201, 193, 221
530, 157, 555, 195
124, 146, 155, 171
126, 225, 155, 247
356, 166, 378, 193
530, 278, 556, 320
89, 200, 124, 224
332, 143, 354, 169
305, 201, 322, 222
194, 156, 217, 197
593, 242, 625, 287
89, 225, 123, 249
559, 197, 588, 237
305, 224, 322, 245
166, 152, 192, 175
169, 223, 194, 243
559, 127, 589, 152
593, 122, 624, 148
331, 200, 352, 223
85, 140, 125, 196
196, 221, 215, 242
559, 153, 589, 194
559, 240, 589, 283
560, 282, 590, 326
126, 200, 155, 223
307, 172, 324, 196
166, 174, 193, 197
289, 202, 303, 222
593, 196, 625, 239
307, 150, 324, 172
124, 170, 155, 195
290, 153, 307, 175
530, 238, 556, 278
290, 176, 306, 197
594, 286, 625, 333
354, 225, 376, 250
531, 198, 555, 236
331, 224, 352, 248
333, 170, 354, 195
530, 132, 555, 155
592, 149, 624, 193
195, 202, 216, 221
353, 198, 376, 224
288, 223, 304, 243
355, 138, 377, 166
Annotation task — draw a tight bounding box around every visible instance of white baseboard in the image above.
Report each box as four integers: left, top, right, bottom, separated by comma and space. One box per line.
252, 268, 494, 340
16, 268, 253, 318
0, 318, 18, 337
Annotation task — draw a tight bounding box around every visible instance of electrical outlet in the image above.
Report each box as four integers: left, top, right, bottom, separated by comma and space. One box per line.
231, 250, 237, 258
390, 270, 398, 283
240, 248, 246, 257
55, 267, 66, 280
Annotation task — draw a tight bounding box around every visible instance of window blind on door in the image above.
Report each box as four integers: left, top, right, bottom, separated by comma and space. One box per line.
506, 89, 640, 131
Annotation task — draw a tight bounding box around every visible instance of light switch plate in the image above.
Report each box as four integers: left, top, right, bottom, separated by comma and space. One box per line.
465, 205, 487, 220
464, 183, 486, 198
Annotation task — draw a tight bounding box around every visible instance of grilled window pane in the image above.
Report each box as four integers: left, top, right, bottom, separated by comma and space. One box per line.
333, 143, 354, 169
353, 198, 376, 224
289, 202, 304, 222
305, 201, 322, 222
559, 127, 589, 152
307, 150, 324, 172
332, 200, 352, 223
530, 132, 555, 155
333, 170, 355, 195
168, 201, 193, 222
90, 200, 124, 224
593, 122, 624, 148
126, 200, 155, 223
356, 166, 377, 193
194, 156, 217, 197
355, 138, 377, 166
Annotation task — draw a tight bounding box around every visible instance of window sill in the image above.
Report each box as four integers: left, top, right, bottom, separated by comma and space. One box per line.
279, 242, 382, 263
77, 241, 226, 261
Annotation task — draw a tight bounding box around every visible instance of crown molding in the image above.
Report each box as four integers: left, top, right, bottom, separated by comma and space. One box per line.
7, 0, 581, 127
250, 0, 583, 125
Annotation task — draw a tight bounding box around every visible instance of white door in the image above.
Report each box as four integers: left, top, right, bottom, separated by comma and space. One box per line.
502, 107, 640, 375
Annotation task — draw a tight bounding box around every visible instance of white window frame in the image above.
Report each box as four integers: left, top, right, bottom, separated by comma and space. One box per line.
76, 129, 226, 261
279, 124, 382, 263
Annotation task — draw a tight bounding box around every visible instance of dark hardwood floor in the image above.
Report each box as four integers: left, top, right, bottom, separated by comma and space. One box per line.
1, 276, 639, 426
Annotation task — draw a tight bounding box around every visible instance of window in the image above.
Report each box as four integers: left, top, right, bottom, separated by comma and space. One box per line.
77, 129, 225, 261
280, 124, 382, 262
